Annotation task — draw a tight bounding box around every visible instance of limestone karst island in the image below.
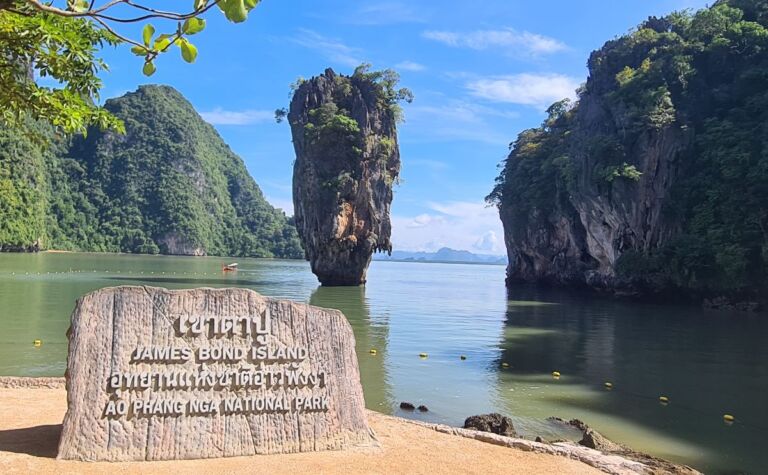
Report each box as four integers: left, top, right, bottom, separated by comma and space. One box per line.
0, 1, 766, 474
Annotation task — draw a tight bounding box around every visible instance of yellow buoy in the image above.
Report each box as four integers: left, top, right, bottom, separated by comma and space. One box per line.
659, 396, 670, 404
369, 349, 377, 355
33, 339, 42, 347
419, 353, 428, 359
723, 414, 735, 424
552, 371, 561, 378
460, 355, 467, 360
604, 382, 613, 390
501, 362, 510, 368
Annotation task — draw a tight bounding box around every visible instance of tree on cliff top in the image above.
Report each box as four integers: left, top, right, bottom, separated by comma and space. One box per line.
0, 0, 260, 135
276, 64, 414, 125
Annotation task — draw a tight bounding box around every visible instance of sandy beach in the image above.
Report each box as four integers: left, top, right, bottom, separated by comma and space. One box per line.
0, 384, 603, 475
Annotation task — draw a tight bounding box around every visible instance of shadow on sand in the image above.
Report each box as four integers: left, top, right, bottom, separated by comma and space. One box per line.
0, 424, 61, 458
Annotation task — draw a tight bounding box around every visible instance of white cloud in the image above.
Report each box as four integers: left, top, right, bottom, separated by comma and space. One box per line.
200, 108, 274, 125
291, 29, 363, 67
408, 159, 450, 171
402, 99, 519, 145
466, 73, 580, 108
405, 213, 446, 229
391, 201, 505, 254
474, 231, 500, 252
348, 2, 428, 25
409, 101, 519, 123
395, 61, 426, 72
423, 28, 567, 56
267, 196, 294, 216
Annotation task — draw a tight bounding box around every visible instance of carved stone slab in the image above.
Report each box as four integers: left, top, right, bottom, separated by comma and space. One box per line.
57, 286, 375, 461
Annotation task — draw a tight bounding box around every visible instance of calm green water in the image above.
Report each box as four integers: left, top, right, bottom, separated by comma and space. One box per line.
0, 252, 766, 474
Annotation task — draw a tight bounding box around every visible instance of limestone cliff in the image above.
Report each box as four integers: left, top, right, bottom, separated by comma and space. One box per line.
288, 67, 409, 285
489, 2, 768, 303
495, 76, 689, 292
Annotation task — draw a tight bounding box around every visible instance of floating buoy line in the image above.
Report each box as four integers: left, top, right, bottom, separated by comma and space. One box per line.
589, 381, 768, 431
6, 268, 762, 432
18, 328, 766, 431
2, 269, 255, 278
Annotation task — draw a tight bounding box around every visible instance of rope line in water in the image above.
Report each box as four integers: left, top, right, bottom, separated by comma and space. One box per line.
5, 269, 764, 432
597, 383, 768, 432
1, 269, 245, 277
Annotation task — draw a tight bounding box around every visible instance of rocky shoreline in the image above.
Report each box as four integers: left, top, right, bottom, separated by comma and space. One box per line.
459, 413, 698, 475
0, 377, 699, 474
0, 241, 40, 253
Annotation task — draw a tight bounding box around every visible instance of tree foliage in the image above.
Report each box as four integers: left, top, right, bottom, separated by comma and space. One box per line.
0, 1, 260, 134
300, 66, 410, 190
0, 85, 303, 258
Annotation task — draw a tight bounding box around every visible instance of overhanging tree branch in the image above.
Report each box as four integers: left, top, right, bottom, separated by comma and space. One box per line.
0, 0, 260, 133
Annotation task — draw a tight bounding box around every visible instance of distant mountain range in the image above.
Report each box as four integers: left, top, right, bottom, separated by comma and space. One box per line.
373, 247, 507, 265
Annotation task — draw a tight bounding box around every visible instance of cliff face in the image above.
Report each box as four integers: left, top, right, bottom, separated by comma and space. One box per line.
0, 85, 304, 258
288, 68, 403, 285
491, 1, 768, 301
498, 82, 689, 290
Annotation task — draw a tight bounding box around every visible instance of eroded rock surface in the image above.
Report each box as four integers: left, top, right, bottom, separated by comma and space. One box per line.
463, 413, 517, 437
288, 68, 403, 286
548, 417, 700, 475
58, 286, 375, 461
494, 85, 688, 294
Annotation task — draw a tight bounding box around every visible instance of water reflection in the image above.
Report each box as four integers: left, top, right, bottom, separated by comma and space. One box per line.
309, 286, 392, 410
1, 254, 766, 473
495, 287, 768, 474
309, 287, 392, 411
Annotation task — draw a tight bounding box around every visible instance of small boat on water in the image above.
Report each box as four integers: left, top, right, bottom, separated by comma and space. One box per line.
222, 263, 238, 272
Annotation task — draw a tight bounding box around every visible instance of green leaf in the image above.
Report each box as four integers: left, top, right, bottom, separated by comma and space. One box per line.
182, 18, 206, 35
142, 24, 155, 47
194, 0, 208, 10
142, 61, 156, 76
221, 0, 248, 23
130, 46, 147, 56
68, 0, 89, 12
153, 34, 172, 51
244, 0, 260, 9
179, 40, 198, 63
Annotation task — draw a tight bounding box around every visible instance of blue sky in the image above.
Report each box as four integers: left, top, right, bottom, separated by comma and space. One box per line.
94, 0, 709, 254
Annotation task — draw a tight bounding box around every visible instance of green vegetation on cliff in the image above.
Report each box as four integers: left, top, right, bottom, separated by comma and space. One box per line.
489, 0, 768, 297
285, 66, 410, 285
0, 85, 303, 258
0, 121, 53, 250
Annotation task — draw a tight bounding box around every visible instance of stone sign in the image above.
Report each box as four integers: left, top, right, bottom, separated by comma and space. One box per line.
57, 286, 376, 461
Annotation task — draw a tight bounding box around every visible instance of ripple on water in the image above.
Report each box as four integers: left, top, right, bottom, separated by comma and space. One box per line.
0, 254, 765, 474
